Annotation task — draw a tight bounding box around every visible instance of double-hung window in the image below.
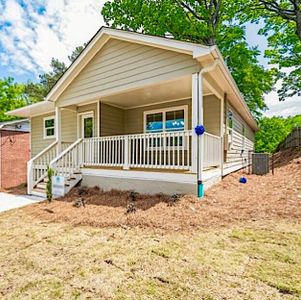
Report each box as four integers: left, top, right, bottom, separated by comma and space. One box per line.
43, 116, 55, 139
144, 106, 187, 148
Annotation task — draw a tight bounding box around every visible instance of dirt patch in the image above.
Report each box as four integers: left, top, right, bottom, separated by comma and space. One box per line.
0, 183, 27, 195
24, 150, 301, 231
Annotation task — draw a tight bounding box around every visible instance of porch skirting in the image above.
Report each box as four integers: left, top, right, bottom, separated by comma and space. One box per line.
80, 168, 222, 195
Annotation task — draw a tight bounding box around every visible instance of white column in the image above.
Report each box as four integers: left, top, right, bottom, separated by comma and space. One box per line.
191, 73, 199, 173
198, 73, 204, 181
97, 100, 100, 137
220, 94, 225, 176
55, 106, 61, 154
123, 136, 129, 170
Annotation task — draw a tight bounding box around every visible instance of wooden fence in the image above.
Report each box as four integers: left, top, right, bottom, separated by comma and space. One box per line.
277, 127, 301, 150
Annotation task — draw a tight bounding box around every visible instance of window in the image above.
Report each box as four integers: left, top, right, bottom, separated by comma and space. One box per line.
43, 116, 55, 139
144, 106, 187, 133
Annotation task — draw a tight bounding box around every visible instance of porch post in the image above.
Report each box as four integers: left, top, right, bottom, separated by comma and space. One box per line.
55, 106, 61, 154
198, 73, 204, 183
220, 94, 225, 176
191, 73, 198, 173
123, 135, 130, 170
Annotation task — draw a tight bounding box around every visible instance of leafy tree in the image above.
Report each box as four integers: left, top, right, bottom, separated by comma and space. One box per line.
0, 77, 27, 121
24, 45, 85, 103
255, 114, 301, 152
101, 0, 275, 118
243, 0, 301, 101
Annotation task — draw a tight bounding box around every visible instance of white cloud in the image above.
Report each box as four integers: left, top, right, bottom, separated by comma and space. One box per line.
0, 0, 106, 79
264, 78, 301, 117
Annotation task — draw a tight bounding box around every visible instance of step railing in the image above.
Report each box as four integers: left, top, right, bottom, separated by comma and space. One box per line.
49, 138, 83, 178
27, 140, 58, 194
82, 130, 193, 170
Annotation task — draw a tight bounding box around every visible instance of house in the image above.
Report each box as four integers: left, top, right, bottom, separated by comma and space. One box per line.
0, 119, 30, 189
7, 27, 256, 197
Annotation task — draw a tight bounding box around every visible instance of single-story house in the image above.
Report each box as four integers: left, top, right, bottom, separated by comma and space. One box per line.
7, 27, 256, 197
0, 119, 30, 189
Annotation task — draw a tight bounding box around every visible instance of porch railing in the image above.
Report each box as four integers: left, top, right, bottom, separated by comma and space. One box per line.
82, 130, 193, 170
203, 132, 222, 168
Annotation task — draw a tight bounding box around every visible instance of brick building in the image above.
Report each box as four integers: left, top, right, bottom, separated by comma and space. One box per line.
0, 119, 30, 189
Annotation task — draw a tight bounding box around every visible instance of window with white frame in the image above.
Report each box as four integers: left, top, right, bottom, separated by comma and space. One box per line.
144, 106, 187, 133
43, 116, 55, 139
144, 106, 187, 148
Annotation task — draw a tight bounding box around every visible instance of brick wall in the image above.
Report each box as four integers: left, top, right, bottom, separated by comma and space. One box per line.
0, 130, 30, 189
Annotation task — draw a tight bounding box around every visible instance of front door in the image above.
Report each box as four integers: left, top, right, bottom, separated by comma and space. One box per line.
81, 113, 94, 138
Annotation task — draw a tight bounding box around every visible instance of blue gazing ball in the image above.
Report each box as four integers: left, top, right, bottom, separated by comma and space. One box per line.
239, 177, 247, 184
195, 125, 205, 136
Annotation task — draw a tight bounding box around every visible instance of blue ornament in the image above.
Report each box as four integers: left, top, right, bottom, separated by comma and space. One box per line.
239, 177, 247, 184
195, 125, 205, 136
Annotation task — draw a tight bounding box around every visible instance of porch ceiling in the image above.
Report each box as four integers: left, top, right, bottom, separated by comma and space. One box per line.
100, 75, 211, 109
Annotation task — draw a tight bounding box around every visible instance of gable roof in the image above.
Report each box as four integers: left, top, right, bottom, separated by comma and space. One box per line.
46, 27, 211, 103
7, 27, 258, 130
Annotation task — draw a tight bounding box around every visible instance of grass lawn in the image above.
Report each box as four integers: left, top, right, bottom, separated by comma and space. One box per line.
0, 209, 300, 299
0, 151, 300, 299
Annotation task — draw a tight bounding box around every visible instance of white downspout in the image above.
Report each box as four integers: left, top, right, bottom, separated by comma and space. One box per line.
197, 59, 221, 197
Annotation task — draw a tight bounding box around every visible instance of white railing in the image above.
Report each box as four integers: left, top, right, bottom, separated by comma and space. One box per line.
50, 139, 83, 178
27, 141, 58, 194
203, 132, 222, 168
82, 130, 193, 170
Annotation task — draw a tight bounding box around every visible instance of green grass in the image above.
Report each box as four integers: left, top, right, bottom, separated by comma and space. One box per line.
0, 210, 300, 299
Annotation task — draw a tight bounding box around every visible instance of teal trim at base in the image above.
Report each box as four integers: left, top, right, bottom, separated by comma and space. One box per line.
197, 182, 204, 198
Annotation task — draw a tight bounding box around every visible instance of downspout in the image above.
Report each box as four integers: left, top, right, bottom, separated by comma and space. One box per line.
197, 59, 221, 197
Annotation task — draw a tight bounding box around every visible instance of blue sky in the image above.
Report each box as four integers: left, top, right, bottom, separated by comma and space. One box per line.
0, 0, 300, 117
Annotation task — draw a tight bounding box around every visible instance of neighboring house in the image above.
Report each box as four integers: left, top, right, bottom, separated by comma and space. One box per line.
7, 27, 256, 197
0, 119, 30, 189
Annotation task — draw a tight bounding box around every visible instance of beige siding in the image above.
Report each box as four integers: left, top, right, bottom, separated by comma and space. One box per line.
203, 95, 221, 136
61, 109, 77, 142
225, 104, 255, 168
124, 99, 192, 134
58, 39, 199, 106
30, 112, 55, 157
101, 103, 124, 136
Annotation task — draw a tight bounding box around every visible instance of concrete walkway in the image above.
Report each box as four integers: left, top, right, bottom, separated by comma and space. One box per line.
0, 192, 45, 213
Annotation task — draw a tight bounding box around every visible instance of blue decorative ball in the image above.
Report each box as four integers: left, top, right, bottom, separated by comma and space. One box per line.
239, 177, 247, 184
195, 125, 205, 136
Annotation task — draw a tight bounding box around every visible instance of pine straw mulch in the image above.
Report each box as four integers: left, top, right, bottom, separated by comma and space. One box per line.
24, 149, 301, 232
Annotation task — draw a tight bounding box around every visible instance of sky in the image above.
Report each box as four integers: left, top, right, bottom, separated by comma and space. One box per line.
0, 0, 300, 118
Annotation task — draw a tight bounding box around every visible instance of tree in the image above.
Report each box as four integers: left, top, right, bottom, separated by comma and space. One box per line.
243, 0, 301, 101
257, 0, 301, 39
255, 114, 301, 152
0, 77, 27, 121
24, 45, 85, 103
101, 0, 275, 118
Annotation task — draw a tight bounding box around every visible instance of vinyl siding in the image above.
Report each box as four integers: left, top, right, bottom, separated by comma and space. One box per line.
31, 112, 55, 157
101, 103, 124, 136
61, 109, 77, 142
203, 95, 221, 136
225, 104, 255, 169
58, 38, 199, 106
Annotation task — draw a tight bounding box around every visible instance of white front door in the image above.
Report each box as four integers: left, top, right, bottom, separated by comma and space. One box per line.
81, 113, 94, 138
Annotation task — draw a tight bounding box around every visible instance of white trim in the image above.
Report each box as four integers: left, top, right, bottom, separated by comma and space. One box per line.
77, 100, 100, 107
43, 115, 55, 139
79, 111, 94, 138
97, 100, 100, 137
143, 105, 188, 133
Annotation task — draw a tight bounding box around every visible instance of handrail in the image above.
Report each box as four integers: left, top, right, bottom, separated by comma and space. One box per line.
49, 138, 83, 166
27, 140, 58, 194
28, 140, 58, 164
50, 138, 83, 178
